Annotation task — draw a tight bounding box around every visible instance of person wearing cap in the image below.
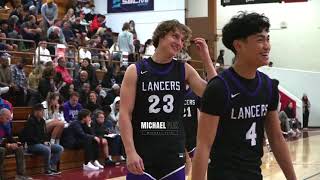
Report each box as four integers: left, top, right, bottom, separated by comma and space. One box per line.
41, 0, 58, 29
11, 58, 28, 106
24, 103, 64, 176
0, 108, 33, 180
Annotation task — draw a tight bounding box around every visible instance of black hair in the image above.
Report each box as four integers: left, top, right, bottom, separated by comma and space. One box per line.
222, 12, 270, 54
78, 109, 91, 121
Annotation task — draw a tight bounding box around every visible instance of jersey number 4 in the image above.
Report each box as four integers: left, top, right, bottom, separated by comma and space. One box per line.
148, 95, 174, 113
246, 122, 257, 146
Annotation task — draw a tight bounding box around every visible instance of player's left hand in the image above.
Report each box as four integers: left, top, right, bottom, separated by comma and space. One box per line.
193, 37, 211, 62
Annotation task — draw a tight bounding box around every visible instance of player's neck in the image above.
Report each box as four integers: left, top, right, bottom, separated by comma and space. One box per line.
152, 49, 173, 64
232, 60, 257, 79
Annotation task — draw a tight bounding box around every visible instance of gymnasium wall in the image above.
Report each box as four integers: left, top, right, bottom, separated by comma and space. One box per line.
94, 0, 185, 44
259, 67, 319, 127
216, 0, 320, 72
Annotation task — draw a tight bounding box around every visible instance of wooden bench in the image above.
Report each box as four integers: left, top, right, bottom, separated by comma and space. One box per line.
11, 107, 32, 136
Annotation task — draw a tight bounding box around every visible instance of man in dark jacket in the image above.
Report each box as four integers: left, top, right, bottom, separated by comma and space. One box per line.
61, 109, 104, 170
25, 103, 64, 176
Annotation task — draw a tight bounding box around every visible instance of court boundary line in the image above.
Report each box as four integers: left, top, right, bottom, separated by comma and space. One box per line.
303, 171, 320, 180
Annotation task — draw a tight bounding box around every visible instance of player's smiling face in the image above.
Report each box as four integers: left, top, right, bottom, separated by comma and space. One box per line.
237, 29, 270, 68
159, 30, 184, 58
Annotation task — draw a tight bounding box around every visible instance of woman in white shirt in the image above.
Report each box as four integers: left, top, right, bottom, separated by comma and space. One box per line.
41, 92, 66, 145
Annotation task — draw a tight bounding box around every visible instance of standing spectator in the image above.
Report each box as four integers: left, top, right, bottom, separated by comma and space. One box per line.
118, 22, 134, 62
129, 20, 137, 40
42, 92, 65, 145
302, 94, 311, 129
25, 103, 64, 176
216, 49, 225, 66
11, 58, 28, 106
0, 108, 33, 180
63, 92, 83, 123
41, 0, 58, 31
61, 109, 104, 171
55, 57, 73, 85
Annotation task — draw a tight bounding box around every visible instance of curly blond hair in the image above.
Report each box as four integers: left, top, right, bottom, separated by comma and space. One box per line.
152, 20, 192, 49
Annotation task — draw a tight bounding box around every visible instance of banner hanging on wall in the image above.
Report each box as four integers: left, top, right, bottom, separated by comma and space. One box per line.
108, 0, 154, 13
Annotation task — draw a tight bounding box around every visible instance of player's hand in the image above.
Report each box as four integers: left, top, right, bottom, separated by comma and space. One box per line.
193, 37, 211, 62
127, 151, 145, 175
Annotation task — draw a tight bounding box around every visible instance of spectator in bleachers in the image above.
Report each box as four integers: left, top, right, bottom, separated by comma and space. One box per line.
95, 83, 106, 101
20, 14, 42, 45
72, 17, 87, 45
85, 91, 101, 112
82, 1, 95, 22
24, 103, 64, 176
42, 92, 65, 145
0, 0, 17, 9
41, 0, 58, 31
0, 108, 33, 180
129, 20, 137, 40
47, 19, 66, 44
74, 70, 89, 91
55, 57, 73, 84
9, 5, 24, 25
38, 67, 55, 101
115, 65, 126, 85
7, 15, 20, 40
92, 110, 116, 166
79, 82, 91, 105
11, 58, 28, 106
109, 96, 120, 133
0, 20, 10, 37
0, 54, 12, 87
63, 8, 76, 24
62, 21, 75, 43
21, 0, 34, 7
118, 22, 134, 62
61, 109, 104, 171
79, 45, 92, 60
27, 66, 42, 105
284, 102, 301, 135
89, 14, 105, 35
78, 58, 98, 85
34, 41, 52, 65
101, 66, 116, 89
53, 72, 68, 95
103, 83, 120, 106
63, 91, 82, 123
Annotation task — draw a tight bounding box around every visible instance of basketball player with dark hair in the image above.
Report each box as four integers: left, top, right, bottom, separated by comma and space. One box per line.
119, 20, 216, 180
192, 12, 297, 180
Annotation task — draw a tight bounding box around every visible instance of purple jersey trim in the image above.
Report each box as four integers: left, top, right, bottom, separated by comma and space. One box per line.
159, 165, 185, 180
225, 69, 262, 97
217, 75, 231, 114
143, 59, 175, 75
135, 62, 142, 76
127, 172, 156, 180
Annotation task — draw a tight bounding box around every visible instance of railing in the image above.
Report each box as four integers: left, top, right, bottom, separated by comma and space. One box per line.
0, 37, 37, 51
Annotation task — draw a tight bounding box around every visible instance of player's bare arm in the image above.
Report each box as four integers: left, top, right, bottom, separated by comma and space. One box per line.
265, 111, 297, 180
191, 112, 220, 180
119, 64, 145, 175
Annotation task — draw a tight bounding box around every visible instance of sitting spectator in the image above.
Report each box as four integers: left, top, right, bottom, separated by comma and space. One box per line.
34, 41, 52, 65
74, 70, 90, 91
82, 2, 95, 22
0, 54, 12, 87
9, 5, 24, 25
42, 92, 66, 145
63, 92, 82, 123
20, 15, 42, 45
61, 109, 104, 171
11, 58, 28, 106
79, 83, 91, 105
47, 20, 66, 44
55, 57, 73, 85
78, 58, 98, 86
38, 67, 56, 101
72, 17, 87, 44
95, 83, 106, 100
109, 96, 120, 133
24, 103, 64, 176
63, 8, 76, 23
103, 84, 120, 106
79, 46, 92, 61
85, 91, 101, 112
27, 66, 42, 105
92, 110, 116, 166
62, 21, 75, 43
283, 102, 301, 136
0, 108, 32, 180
